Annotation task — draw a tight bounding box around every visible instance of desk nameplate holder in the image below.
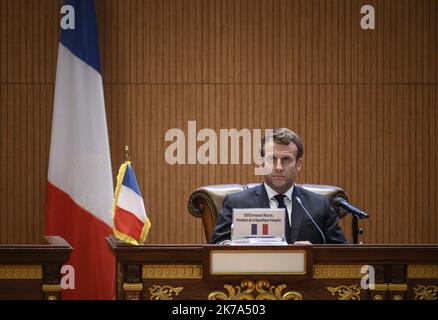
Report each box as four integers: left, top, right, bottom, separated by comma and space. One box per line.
205, 246, 313, 279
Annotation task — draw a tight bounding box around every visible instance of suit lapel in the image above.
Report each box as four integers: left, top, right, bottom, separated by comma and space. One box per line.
254, 184, 270, 208
290, 186, 304, 243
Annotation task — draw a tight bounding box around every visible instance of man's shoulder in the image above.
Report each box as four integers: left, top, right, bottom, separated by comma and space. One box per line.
296, 185, 327, 203
225, 184, 263, 202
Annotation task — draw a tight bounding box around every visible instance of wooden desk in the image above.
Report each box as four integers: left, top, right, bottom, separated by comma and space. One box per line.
0, 236, 73, 300
106, 236, 438, 300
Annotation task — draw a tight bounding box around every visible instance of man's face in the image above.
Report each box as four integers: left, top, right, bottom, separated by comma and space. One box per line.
262, 141, 302, 194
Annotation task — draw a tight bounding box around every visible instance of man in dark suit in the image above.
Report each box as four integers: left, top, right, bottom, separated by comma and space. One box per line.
210, 128, 346, 244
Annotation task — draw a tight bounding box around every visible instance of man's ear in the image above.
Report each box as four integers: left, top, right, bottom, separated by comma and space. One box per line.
297, 157, 303, 171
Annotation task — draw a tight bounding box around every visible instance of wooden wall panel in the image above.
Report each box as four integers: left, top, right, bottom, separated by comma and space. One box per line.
0, 85, 53, 244
0, 0, 437, 244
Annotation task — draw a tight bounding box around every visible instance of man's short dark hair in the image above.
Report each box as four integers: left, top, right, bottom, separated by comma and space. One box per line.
260, 128, 304, 159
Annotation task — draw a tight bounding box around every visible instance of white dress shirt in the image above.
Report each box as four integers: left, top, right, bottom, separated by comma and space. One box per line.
264, 183, 294, 227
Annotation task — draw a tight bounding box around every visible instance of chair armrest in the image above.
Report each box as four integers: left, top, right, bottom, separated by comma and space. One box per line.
188, 185, 245, 242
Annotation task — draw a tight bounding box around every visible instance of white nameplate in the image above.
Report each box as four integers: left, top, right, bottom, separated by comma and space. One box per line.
231, 208, 286, 240
210, 250, 306, 274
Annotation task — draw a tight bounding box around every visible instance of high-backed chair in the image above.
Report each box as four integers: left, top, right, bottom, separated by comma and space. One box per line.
187, 183, 349, 243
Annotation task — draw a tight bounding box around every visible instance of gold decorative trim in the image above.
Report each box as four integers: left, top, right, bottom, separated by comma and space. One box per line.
393, 295, 403, 300
313, 265, 362, 279
47, 296, 57, 300
149, 285, 183, 300
408, 265, 438, 279
413, 285, 438, 300
370, 283, 407, 292
117, 262, 123, 299
0, 265, 42, 279
373, 294, 384, 300
123, 283, 143, 291
42, 284, 61, 292
143, 264, 202, 279
370, 284, 388, 291
327, 285, 361, 300
388, 283, 408, 291
208, 280, 302, 300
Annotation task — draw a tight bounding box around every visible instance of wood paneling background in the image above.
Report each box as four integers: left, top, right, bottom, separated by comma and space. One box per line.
0, 0, 436, 244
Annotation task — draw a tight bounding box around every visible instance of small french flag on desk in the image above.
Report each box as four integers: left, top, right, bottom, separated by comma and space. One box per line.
250, 223, 269, 235
112, 161, 151, 245
262, 224, 269, 235
251, 224, 257, 235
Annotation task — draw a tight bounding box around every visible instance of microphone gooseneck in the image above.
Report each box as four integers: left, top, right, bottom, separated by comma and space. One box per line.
295, 196, 326, 244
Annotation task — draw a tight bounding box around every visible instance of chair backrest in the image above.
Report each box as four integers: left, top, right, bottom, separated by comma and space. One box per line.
187, 183, 348, 242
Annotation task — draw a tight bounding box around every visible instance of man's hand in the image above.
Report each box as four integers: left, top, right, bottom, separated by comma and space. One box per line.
293, 240, 312, 245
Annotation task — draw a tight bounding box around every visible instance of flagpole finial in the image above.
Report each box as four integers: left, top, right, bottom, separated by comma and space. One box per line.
124, 145, 130, 162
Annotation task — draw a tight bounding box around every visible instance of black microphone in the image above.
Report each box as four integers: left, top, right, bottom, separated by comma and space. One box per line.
295, 197, 326, 244
333, 197, 369, 219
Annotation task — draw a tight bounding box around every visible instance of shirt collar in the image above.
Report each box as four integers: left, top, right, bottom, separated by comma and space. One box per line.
264, 183, 294, 201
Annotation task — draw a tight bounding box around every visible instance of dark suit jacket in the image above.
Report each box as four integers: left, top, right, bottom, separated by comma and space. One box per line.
210, 184, 347, 244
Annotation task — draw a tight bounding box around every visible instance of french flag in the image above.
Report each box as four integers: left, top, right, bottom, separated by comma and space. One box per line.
262, 224, 269, 235
113, 162, 151, 245
45, 0, 114, 299
251, 224, 269, 236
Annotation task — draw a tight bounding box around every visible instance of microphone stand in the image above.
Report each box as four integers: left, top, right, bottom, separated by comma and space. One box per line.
333, 197, 368, 244
351, 215, 362, 244
349, 212, 368, 244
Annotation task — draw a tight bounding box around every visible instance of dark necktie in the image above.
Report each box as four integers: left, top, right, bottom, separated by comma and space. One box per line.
274, 194, 291, 244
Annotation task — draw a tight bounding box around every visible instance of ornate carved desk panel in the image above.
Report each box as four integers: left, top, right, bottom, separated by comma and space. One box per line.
106, 236, 438, 300
0, 236, 73, 300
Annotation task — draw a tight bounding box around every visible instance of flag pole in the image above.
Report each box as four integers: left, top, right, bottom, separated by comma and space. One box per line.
124, 145, 130, 162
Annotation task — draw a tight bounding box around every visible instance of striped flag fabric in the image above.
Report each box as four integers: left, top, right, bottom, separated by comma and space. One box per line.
112, 161, 151, 245
45, 0, 115, 299
262, 224, 269, 235
250, 224, 269, 236
251, 224, 257, 235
